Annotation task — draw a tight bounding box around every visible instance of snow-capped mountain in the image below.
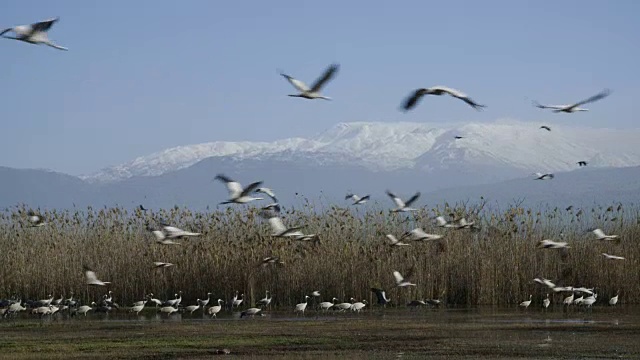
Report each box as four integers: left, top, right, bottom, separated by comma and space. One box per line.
81, 120, 640, 184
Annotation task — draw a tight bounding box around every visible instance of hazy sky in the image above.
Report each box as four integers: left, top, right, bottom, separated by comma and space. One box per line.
2, 0, 638, 175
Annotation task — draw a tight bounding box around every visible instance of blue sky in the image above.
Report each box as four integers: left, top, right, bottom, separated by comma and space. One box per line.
1, 0, 638, 175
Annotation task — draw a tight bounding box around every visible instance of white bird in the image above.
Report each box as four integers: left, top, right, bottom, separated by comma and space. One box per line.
26, 210, 47, 227
455, 218, 476, 229
609, 292, 619, 306
533, 89, 611, 113
130, 302, 147, 316
185, 304, 201, 314
386, 190, 421, 212
386, 234, 410, 247
256, 291, 272, 308
553, 286, 574, 293
198, 293, 212, 308
162, 224, 201, 239
294, 295, 310, 315
0, 17, 68, 51
533, 173, 554, 180
154, 262, 175, 268
312, 291, 321, 298
542, 294, 551, 309
563, 293, 575, 306
602, 253, 625, 260
401, 228, 443, 241
84, 266, 111, 286
402, 86, 486, 111
538, 239, 570, 249
592, 228, 619, 241
533, 278, 556, 289
345, 193, 370, 205
280, 63, 339, 100
73, 304, 94, 317
240, 307, 263, 318
334, 300, 354, 312
573, 287, 594, 296
255, 187, 281, 213
519, 295, 533, 308
215, 174, 263, 204
393, 270, 416, 287
264, 215, 304, 237
351, 300, 367, 313
208, 299, 224, 318
319, 298, 337, 311
581, 294, 597, 307
159, 306, 179, 315
435, 216, 455, 228
232, 292, 244, 308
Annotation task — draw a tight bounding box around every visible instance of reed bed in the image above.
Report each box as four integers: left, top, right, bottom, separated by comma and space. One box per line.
0, 201, 638, 308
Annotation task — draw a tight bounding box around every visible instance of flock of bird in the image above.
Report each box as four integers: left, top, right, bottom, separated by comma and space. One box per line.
1, 16, 624, 319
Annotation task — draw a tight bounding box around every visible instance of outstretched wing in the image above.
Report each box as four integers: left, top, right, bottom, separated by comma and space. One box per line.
386, 190, 404, 208
572, 88, 612, 108
241, 181, 264, 197
403, 192, 421, 207
215, 174, 243, 197
392, 270, 404, 284
280, 72, 310, 92
310, 63, 339, 93
31, 17, 59, 33
401, 88, 427, 111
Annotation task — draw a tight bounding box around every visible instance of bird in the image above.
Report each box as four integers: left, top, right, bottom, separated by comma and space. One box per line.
208, 299, 224, 318
385, 234, 410, 247
159, 306, 179, 315
255, 187, 281, 213
198, 293, 212, 308
401, 228, 443, 241
537, 239, 570, 249
280, 63, 339, 100
591, 228, 619, 241
240, 307, 264, 318
401, 86, 486, 111
577, 161, 588, 167
542, 294, 551, 310
533, 173, 554, 180
294, 296, 310, 315
435, 216, 456, 228
533, 278, 556, 289
256, 291, 272, 308
139, 205, 148, 211
153, 262, 175, 268
319, 298, 337, 311
214, 174, 264, 205
386, 190, 420, 212
0, 17, 68, 50
533, 89, 611, 113
263, 214, 305, 238
370, 288, 391, 306
609, 292, 619, 306
454, 136, 464, 140
160, 224, 201, 239
260, 256, 285, 267
519, 295, 532, 309
185, 304, 201, 315
540, 126, 551, 131
311, 291, 321, 298
393, 270, 416, 287
351, 300, 367, 313
26, 210, 47, 227
84, 266, 111, 286
345, 193, 370, 205
602, 253, 625, 260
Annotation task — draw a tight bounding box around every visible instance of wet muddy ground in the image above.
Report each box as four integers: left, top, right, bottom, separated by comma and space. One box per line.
0, 306, 638, 359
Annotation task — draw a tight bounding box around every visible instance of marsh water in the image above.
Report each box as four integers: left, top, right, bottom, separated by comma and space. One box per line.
1, 305, 639, 359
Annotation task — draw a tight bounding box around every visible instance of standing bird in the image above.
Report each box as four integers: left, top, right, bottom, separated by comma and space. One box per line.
294, 295, 310, 316
215, 174, 264, 204
543, 294, 551, 310
345, 193, 370, 205
83, 266, 111, 286
609, 292, 619, 306
0, 17, 68, 50
401, 86, 486, 111
540, 126, 551, 132
577, 161, 588, 167
279, 63, 339, 100
386, 190, 420, 212
519, 295, 533, 309
532, 88, 612, 113
208, 299, 224, 318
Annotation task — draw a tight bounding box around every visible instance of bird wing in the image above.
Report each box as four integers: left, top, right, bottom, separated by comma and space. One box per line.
31, 17, 59, 33
403, 192, 421, 207
571, 88, 612, 108
257, 187, 277, 199
592, 228, 606, 238
393, 271, 404, 284
346, 194, 358, 201
386, 234, 399, 245
215, 175, 243, 197
268, 216, 287, 234
280, 72, 310, 92
386, 190, 404, 208
241, 181, 264, 197
532, 101, 562, 110
435, 86, 467, 98
84, 269, 99, 284
309, 63, 339, 93
435, 216, 448, 226
401, 89, 428, 111
0, 28, 12, 36
370, 288, 387, 304
360, 195, 370, 201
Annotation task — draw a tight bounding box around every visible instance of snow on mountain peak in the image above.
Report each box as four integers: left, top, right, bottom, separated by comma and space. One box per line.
80, 120, 640, 183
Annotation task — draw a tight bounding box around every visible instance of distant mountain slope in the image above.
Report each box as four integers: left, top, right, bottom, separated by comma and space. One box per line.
80, 120, 640, 184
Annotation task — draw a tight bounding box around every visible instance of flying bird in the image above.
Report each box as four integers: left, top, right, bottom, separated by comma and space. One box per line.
393, 270, 416, 287
401, 228, 443, 241
591, 228, 619, 241
386, 190, 420, 212
577, 161, 588, 167
370, 288, 391, 306
454, 136, 464, 140
533, 173, 554, 180
280, 63, 339, 100
602, 253, 625, 260
260, 256, 285, 267
345, 193, 370, 205
154, 262, 175, 268
215, 174, 264, 204
540, 126, 551, 131
0, 17, 68, 50
385, 234, 410, 247
401, 86, 486, 111
532, 88, 611, 113
84, 266, 111, 286
255, 187, 281, 213
538, 239, 570, 249
139, 205, 148, 211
